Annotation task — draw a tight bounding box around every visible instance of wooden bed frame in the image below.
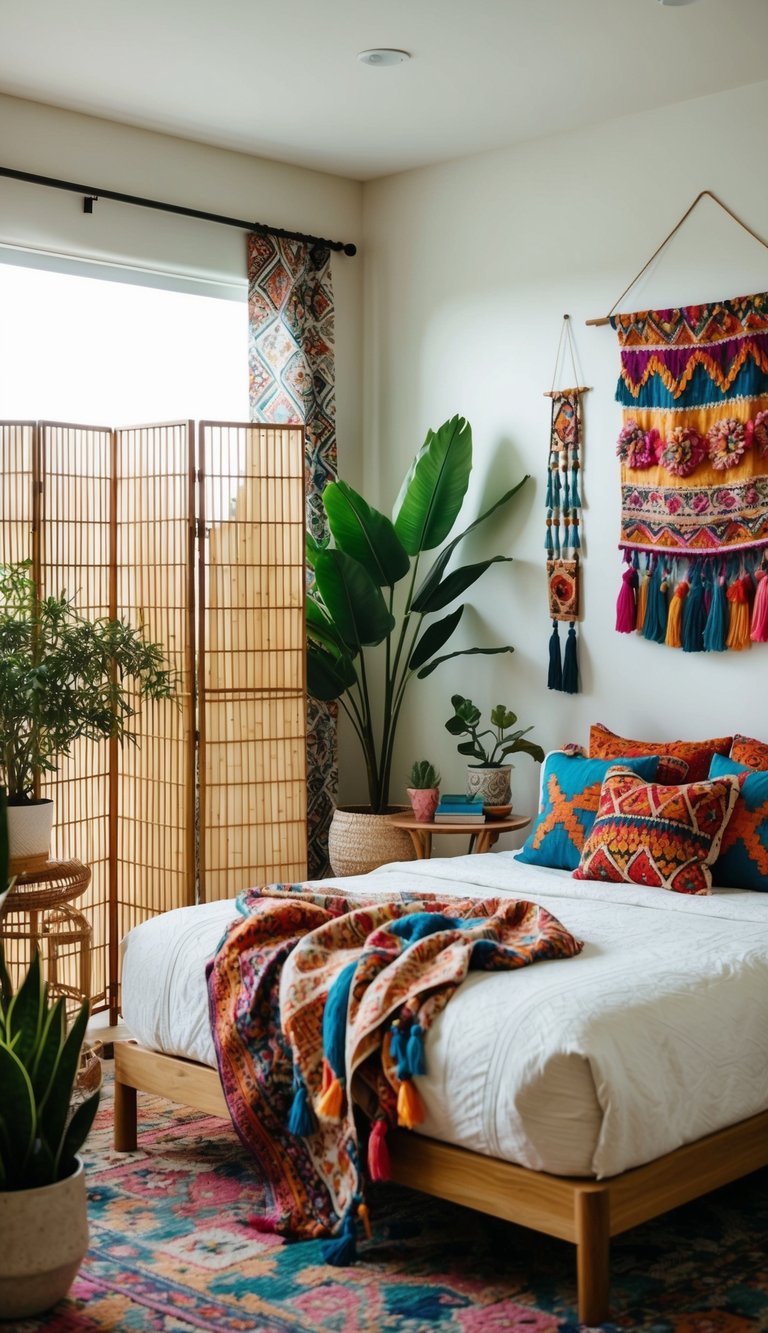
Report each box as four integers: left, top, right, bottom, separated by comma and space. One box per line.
114, 1039, 768, 1325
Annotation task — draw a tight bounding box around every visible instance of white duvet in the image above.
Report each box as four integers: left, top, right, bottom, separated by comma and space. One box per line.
120, 852, 768, 1180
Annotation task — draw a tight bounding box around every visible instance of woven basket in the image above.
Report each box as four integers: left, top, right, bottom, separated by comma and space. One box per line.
328, 806, 416, 878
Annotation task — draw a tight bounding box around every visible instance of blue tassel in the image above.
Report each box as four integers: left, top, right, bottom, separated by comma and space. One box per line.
406, 1023, 427, 1077
703, 575, 727, 652
323, 959, 358, 1081
563, 474, 571, 516
552, 470, 561, 505
682, 567, 705, 652
562, 623, 579, 694
571, 468, 581, 510
642, 563, 661, 641
570, 520, 581, 551
321, 1209, 358, 1266
545, 471, 553, 509
288, 1076, 317, 1138
547, 620, 562, 690
389, 1021, 409, 1078
545, 523, 554, 552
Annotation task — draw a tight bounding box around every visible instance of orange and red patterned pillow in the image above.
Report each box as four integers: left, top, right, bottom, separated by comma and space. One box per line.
589, 722, 732, 784
574, 765, 740, 895
730, 733, 768, 771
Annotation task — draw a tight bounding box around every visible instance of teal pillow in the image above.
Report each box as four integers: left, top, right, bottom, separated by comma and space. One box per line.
709, 753, 768, 891
517, 751, 660, 871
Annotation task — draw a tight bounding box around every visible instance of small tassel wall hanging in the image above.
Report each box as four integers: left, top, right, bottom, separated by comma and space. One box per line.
544, 315, 590, 693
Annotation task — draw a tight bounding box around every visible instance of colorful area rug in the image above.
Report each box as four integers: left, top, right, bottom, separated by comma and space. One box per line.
17, 1070, 768, 1332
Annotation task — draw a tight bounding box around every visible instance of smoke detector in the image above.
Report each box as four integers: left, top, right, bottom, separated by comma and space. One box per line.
357, 49, 411, 67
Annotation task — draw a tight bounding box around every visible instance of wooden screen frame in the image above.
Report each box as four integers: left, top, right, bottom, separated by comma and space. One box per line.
113, 1039, 768, 1327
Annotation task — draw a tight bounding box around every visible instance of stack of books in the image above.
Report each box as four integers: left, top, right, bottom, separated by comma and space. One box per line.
433, 793, 486, 824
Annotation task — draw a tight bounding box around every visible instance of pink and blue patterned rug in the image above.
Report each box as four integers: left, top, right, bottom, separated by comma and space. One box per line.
16, 1072, 768, 1332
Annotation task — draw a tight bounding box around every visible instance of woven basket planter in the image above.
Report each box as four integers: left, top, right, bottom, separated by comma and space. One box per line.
328, 806, 416, 878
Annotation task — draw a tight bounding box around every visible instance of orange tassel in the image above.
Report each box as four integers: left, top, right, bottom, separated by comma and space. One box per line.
321, 1058, 334, 1095
635, 570, 649, 632
726, 577, 752, 651
317, 1076, 345, 1120
358, 1202, 372, 1240
664, 580, 688, 648
396, 1079, 425, 1129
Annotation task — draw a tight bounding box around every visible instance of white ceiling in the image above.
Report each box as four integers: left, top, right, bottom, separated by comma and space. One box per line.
0, 0, 766, 181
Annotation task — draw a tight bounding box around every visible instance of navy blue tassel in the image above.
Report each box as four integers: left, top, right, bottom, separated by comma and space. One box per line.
571, 467, 581, 510
703, 575, 727, 652
545, 523, 554, 552
562, 623, 579, 694
406, 1023, 427, 1077
547, 621, 562, 690
570, 520, 581, 551
682, 567, 705, 652
288, 1077, 317, 1138
321, 1209, 358, 1266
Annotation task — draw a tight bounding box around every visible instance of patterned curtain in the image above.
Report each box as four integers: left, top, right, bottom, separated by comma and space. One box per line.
248, 234, 337, 877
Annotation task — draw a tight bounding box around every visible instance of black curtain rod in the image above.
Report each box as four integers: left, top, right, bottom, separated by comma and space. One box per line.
0, 165, 357, 257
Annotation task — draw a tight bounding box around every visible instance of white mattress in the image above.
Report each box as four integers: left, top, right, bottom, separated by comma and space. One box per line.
120, 853, 768, 1179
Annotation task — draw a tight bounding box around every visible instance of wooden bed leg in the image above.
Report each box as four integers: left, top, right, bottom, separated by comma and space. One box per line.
114, 1076, 138, 1151
575, 1186, 610, 1326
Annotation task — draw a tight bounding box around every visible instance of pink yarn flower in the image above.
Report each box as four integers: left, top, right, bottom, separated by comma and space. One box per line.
747, 409, 768, 457
707, 418, 747, 470
616, 419, 658, 469
691, 492, 710, 514
659, 426, 706, 477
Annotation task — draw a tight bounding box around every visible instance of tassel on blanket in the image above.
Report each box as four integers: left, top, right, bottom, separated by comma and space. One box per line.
358, 1202, 373, 1240
406, 1023, 427, 1076
751, 569, 768, 642
288, 1072, 317, 1138
317, 1074, 345, 1120
397, 1078, 425, 1129
321, 1208, 358, 1266
368, 1118, 391, 1181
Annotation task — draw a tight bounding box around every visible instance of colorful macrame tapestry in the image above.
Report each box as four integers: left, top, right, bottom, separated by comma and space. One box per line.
545, 317, 588, 693
612, 291, 768, 652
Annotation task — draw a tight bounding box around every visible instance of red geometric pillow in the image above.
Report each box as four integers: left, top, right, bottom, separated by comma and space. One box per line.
730, 733, 768, 771
574, 765, 740, 895
589, 722, 732, 784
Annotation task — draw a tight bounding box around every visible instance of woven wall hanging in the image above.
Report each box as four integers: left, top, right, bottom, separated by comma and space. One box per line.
545, 316, 590, 692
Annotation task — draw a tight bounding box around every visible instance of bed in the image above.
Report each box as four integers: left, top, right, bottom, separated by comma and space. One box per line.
114, 849, 768, 1325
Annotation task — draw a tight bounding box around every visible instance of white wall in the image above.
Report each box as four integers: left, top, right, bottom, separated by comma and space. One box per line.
0, 93, 364, 486
359, 79, 768, 832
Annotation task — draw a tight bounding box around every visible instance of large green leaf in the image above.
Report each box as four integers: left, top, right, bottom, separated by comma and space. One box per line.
417, 644, 515, 679
415, 557, 513, 615
411, 476, 529, 610
32, 996, 66, 1108
0, 1044, 35, 1180
57, 1090, 99, 1177
40, 999, 89, 1164
324, 481, 410, 587
499, 737, 545, 763
6, 951, 43, 1072
393, 416, 473, 555
314, 550, 395, 650
307, 644, 358, 701
306, 597, 352, 659
409, 607, 463, 671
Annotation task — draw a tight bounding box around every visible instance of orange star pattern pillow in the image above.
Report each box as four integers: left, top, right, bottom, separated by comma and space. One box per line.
574, 765, 740, 895
710, 754, 768, 891
730, 733, 768, 771
589, 722, 732, 784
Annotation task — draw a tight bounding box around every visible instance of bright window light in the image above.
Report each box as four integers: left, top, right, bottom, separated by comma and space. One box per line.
0, 262, 249, 423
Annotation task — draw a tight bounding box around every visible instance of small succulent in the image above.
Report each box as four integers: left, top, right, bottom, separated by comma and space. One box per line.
445, 695, 544, 768
408, 759, 441, 789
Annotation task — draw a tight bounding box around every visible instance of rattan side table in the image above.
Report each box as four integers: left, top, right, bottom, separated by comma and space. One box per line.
1, 859, 92, 1016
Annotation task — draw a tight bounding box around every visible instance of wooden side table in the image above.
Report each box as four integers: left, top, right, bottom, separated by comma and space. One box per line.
1, 859, 92, 1017
389, 813, 530, 860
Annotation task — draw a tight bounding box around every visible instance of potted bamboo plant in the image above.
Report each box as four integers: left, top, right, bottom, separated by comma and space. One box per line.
0, 561, 173, 870
306, 415, 531, 874
0, 787, 100, 1318
445, 695, 544, 807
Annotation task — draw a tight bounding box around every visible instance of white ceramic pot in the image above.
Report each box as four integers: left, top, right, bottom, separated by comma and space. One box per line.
465, 765, 512, 807
328, 806, 416, 877
7, 799, 54, 873
0, 1157, 89, 1319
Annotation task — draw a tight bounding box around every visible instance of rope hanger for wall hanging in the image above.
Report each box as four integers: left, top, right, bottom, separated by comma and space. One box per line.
585, 190, 768, 327
0, 165, 357, 256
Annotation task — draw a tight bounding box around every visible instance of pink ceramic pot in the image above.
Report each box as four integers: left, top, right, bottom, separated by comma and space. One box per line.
407, 787, 440, 822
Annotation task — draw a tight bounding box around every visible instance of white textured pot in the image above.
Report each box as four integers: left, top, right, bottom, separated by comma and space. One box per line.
465, 765, 512, 807
7, 799, 54, 873
328, 806, 416, 877
0, 1157, 89, 1319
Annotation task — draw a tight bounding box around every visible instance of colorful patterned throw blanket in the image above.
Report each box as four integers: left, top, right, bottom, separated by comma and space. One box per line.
207, 883, 582, 1262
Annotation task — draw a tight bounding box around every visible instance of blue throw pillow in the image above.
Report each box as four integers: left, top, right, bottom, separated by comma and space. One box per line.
517, 751, 660, 871
709, 753, 768, 891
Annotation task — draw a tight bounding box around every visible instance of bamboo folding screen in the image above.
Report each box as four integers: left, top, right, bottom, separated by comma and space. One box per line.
0, 420, 306, 1014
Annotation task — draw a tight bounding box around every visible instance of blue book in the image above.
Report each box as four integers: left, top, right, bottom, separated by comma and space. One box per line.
438, 793, 482, 806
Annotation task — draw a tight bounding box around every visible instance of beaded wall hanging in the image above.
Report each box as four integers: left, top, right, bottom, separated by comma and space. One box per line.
544, 316, 590, 692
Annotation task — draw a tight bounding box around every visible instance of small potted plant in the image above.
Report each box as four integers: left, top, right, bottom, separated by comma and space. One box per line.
0, 787, 100, 1318
445, 694, 544, 807
0, 561, 173, 870
406, 759, 441, 822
